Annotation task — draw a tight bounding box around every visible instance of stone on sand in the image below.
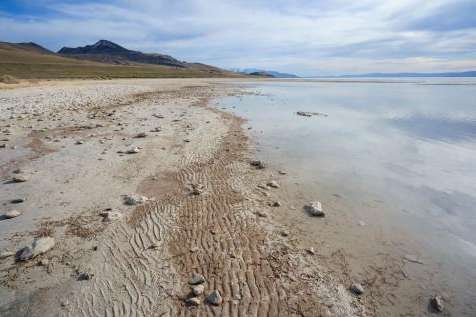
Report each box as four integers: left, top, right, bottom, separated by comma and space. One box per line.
4, 210, 22, 219
250, 160, 265, 169
124, 194, 148, 206
185, 297, 201, 306
189, 273, 206, 285
267, 180, 280, 188
12, 175, 28, 183
304, 201, 325, 217
100, 211, 123, 222
430, 295, 444, 312
206, 290, 222, 306
126, 147, 141, 154
191, 284, 205, 296
15, 237, 55, 261
350, 283, 364, 295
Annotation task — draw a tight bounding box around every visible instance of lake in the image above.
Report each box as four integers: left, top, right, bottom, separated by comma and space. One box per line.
218, 78, 476, 315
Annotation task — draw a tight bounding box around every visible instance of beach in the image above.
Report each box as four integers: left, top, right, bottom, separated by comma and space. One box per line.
0, 79, 364, 316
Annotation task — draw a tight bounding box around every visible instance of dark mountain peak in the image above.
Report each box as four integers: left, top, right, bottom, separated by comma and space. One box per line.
58, 40, 187, 68
91, 40, 127, 51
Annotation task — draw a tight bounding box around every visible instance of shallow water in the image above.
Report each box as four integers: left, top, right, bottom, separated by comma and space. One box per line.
219, 78, 476, 315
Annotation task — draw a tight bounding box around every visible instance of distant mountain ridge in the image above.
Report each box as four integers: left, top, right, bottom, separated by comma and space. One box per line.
312, 71, 476, 78
58, 40, 187, 67
231, 68, 299, 78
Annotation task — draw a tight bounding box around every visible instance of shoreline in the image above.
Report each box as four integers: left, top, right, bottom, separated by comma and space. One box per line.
0, 79, 364, 316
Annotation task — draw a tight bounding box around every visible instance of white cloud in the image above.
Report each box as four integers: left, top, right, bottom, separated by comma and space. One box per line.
1, 0, 475, 75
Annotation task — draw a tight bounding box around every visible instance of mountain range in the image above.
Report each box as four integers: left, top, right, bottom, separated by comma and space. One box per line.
230, 68, 299, 78
0, 40, 240, 79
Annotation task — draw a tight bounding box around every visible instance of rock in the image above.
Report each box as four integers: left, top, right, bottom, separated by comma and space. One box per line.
404, 254, 424, 264
100, 211, 123, 222
77, 271, 93, 281
250, 160, 265, 169
267, 181, 280, 188
305, 247, 315, 255
12, 175, 28, 183
189, 273, 206, 285
31, 237, 55, 257
4, 210, 22, 219
350, 283, 364, 295
191, 284, 205, 296
135, 132, 147, 138
206, 290, 222, 306
75, 140, 84, 145
280, 230, 289, 237
304, 201, 325, 217
271, 201, 281, 207
16, 246, 33, 261
278, 170, 287, 175
190, 183, 204, 196
256, 211, 267, 218
10, 198, 25, 204
185, 297, 201, 306
296, 111, 313, 117
126, 147, 140, 154
430, 295, 443, 312
151, 127, 161, 132
124, 194, 148, 206
184, 139, 191, 143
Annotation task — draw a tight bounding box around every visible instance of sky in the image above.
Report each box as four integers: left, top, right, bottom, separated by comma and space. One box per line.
0, 0, 475, 76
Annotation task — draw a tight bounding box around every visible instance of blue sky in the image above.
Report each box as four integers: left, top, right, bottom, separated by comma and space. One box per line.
1, 0, 475, 76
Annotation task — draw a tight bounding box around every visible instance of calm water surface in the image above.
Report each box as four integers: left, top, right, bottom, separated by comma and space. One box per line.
219, 78, 476, 314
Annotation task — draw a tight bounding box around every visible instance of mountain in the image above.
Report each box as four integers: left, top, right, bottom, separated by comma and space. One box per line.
231, 68, 299, 78
0, 41, 241, 79
249, 71, 275, 77
316, 71, 476, 78
58, 40, 187, 68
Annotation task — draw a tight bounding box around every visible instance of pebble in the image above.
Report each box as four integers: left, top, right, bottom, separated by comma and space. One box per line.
135, 132, 147, 138
271, 201, 281, 207
206, 290, 222, 306
4, 210, 22, 219
191, 284, 205, 296
75, 140, 84, 145
100, 211, 123, 222
189, 273, 206, 285
350, 283, 364, 295
10, 198, 25, 204
12, 175, 28, 183
256, 211, 267, 218
430, 295, 444, 312
305, 247, 315, 255
124, 194, 148, 206
31, 237, 55, 257
77, 271, 93, 281
250, 160, 265, 169
126, 147, 140, 154
278, 170, 287, 175
185, 297, 201, 306
267, 181, 280, 188
304, 201, 325, 217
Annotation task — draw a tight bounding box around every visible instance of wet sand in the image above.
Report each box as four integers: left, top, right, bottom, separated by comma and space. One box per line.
0, 79, 365, 316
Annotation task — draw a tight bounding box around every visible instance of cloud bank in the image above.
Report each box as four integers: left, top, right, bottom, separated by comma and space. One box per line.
1, 0, 475, 75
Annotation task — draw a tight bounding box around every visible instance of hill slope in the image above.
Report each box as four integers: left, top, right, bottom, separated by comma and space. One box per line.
0, 41, 239, 79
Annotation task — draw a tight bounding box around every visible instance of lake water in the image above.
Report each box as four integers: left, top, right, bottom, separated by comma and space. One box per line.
218, 78, 476, 315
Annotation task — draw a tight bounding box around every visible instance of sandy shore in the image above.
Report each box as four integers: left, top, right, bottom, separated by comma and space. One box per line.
0, 79, 365, 316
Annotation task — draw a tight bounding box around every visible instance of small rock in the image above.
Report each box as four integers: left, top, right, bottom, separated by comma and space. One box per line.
206, 290, 222, 306
31, 237, 55, 257
191, 284, 205, 296
135, 132, 147, 138
11, 175, 28, 183
350, 283, 364, 295
255, 211, 267, 218
77, 271, 93, 281
250, 160, 265, 169
271, 201, 281, 207
126, 147, 140, 154
151, 127, 161, 132
15, 246, 33, 261
305, 247, 315, 255
75, 140, 84, 145
189, 273, 206, 285
267, 181, 280, 188
100, 211, 123, 222
184, 139, 191, 143
185, 297, 201, 306
10, 198, 25, 204
280, 231, 289, 237
278, 170, 287, 175
124, 194, 148, 206
304, 201, 325, 217
148, 244, 159, 250
4, 210, 22, 219
430, 295, 444, 312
